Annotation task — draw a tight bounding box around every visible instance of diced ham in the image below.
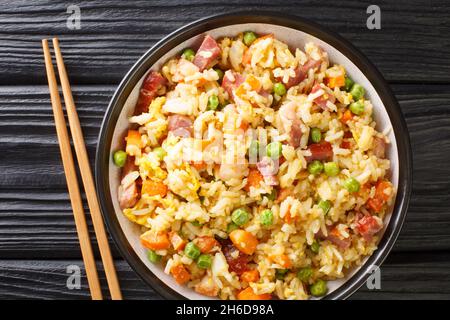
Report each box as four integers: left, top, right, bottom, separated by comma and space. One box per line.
309, 83, 336, 110
305, 141, 333, 162
315, 225, 351, 249
135, 71, 167, 115
119, 156, 139, 209
355, 214, 383, 242
372, 136, 386, 159
256, 156, 279, 186
221, 70, 245, 98
118, 182, 138, 210
279, 103, 303, 148
193, 35, 221, 71
327, 227, 352, 249
167, 115, 193, 138
121, 156, 138, 178
277, 59, 321, 89
221, 239, 250, 275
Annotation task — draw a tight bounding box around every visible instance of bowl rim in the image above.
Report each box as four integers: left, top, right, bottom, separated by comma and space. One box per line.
95, 10, 412, 300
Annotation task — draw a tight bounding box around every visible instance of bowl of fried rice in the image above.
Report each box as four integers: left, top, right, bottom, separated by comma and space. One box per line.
95, 11, 412, 300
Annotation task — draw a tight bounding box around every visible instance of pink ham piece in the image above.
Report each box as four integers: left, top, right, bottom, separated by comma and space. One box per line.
135, 71, 167, 115
193, 35, 221, 71
256, 156, 279, 186
305, 141, 333, 162
315, 225, 351, 249
355, 214, 383, 242
309, 83, 336, 111
119, 182, 138, 210
118, 156, 139, 209
279, 103, 303, 148
222, 70, 245, 98
276, 59, 321, 89
168, 115, 193, 138
372, 136, 386, 159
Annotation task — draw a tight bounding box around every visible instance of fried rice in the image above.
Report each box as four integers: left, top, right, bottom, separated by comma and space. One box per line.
113, 31, 395, 300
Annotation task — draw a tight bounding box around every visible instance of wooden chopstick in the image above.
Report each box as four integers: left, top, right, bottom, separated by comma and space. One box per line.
42, 39, 103, 300
51, 38, 123, 300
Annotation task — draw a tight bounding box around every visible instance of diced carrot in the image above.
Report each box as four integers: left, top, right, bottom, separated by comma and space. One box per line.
283, 211, 298, 224
126, 130, 143, 150
229, 229, 258, 255
325, 75, 345, 89
169, 231, 186, 251
375, 180, 392, 202
240, 269, 260, 283
194, 236, 218, 253
239, 120, 249, 131
242, 48, 252, 65
340, 109, 353, 124
367, 180, 392, 212
140, 230, 170, 250
276, 188, 292, 203
269, 254, 292, 268
245, 168, 264, 192
191, 161, 207, 171
246, 74, 261, 91
170, 265, 190, 285
141, 179, 168, 197
367, 198, 383, 212
237, 287, 271, 300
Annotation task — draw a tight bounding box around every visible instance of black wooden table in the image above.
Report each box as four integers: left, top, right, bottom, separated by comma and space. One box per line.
1, 0, 449, 300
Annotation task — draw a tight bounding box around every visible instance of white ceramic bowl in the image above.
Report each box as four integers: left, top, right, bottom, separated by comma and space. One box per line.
96, 11, 412, 300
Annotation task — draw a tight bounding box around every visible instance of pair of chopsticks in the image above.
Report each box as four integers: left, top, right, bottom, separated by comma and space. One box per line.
42, 38, 122, 300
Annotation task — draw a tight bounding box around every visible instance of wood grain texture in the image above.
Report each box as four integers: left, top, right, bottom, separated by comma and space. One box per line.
1, 252, 449, 299
1, 0, 450, 300
0, 0, 450, 85
0, 84, 449, 258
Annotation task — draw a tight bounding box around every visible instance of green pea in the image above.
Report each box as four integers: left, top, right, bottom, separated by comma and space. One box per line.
308, 160, 324, 175
113, 150, 127, 167
349, 100, 365, 115
310, 241, 320, 254
147, 250, 161, 263
197, 254, 212, 269
214, 68, 224, 82
227, 222, 239, 233
260, 209, 273, 226
297, 267, 313, 282
343, 177, 360, 193
184, 242, 201, 260
207, 95, 219, 111
265, 189, 278, 201
310, 128, 322, 143
153, 147, 166, 160
324, 162, 340, 177
231, 208, 250, 226
344, 77, 354, 92
243, 31, 257, 46
181, 48, 195, 62
350, 83, 365, 101
318, 199, 332, 215
275, 269, 289, 280
273, 82, 287, 96
248, 140, 260, 159
266, 141, 283, 159
191, 221, 202, 227
310, 279, 328, 297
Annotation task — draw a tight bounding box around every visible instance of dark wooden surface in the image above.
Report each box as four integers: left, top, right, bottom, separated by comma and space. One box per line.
0, 0, 449, 300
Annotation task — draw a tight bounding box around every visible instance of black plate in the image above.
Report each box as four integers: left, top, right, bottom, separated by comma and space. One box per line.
95, 11, 412, 300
